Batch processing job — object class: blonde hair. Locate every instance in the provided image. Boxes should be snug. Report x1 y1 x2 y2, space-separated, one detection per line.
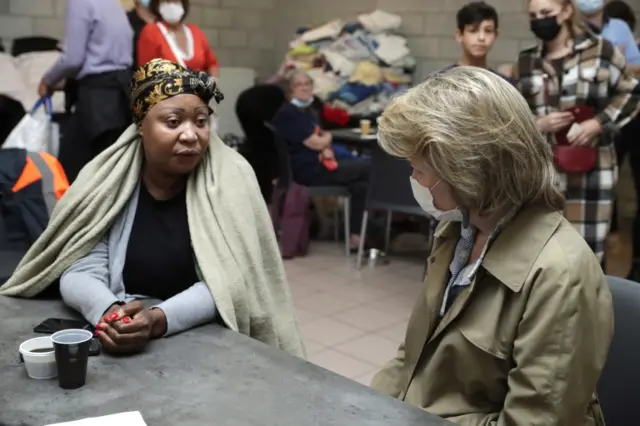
549 0 587 37
377 66 565 216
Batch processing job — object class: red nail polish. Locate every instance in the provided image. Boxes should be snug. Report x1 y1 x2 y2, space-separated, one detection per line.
96 323 103 330
103 316 110 322
110 313 118 320
123 317 131 324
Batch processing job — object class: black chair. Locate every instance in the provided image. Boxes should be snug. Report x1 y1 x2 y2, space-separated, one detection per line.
356 143 434 269
0 95 26 147
236 84 286 202
265 122 352 256
597 276 640 426
10 36 60 57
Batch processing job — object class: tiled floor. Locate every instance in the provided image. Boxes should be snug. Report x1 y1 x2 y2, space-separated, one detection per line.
285 241 426 386
290 225 633 386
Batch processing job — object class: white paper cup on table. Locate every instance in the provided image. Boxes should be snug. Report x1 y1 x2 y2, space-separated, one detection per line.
19 336 57 379
360 119 371 136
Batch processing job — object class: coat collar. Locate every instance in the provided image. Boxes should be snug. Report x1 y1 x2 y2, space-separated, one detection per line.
433 204 563 293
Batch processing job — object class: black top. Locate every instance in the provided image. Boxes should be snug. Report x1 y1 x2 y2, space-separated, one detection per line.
122 182 199 300
127 9 148 68
271 102 322 185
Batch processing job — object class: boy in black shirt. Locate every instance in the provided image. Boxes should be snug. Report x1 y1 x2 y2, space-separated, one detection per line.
439 2 511 82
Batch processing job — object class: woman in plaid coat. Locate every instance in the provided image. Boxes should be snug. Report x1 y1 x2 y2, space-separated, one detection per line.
514 0 640 263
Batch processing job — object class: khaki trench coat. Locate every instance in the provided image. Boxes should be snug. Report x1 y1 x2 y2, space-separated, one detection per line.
372 205 613 425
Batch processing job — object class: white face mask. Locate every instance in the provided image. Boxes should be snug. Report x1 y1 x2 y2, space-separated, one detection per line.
159 2 184 25
410 177 463 222
575 0 603 15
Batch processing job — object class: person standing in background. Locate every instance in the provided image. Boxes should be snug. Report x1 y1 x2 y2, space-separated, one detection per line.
594 0 640 280
605 0 639 46
436 2 512 83
453 3 500 69
127 0 157 69
38 0 133 183
577 0 640 74
514 0 640 265
137 0 219 75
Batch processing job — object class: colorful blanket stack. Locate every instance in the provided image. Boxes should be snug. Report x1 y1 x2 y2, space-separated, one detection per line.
284 10 415 116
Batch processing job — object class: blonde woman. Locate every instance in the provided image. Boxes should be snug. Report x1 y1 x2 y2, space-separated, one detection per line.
514 0 640 264
371 67 612 425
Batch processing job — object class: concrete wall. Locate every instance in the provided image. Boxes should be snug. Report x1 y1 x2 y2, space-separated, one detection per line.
274 0 640 79
2 0 640 78
0 0 278 78
1 0 638 216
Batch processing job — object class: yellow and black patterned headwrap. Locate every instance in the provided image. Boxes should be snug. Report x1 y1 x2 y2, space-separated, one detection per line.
131 59 224 124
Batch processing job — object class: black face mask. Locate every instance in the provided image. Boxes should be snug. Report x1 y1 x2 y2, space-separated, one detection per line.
530 16 562 41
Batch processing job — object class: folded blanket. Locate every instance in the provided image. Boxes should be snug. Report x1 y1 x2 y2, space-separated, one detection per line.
0 124 305 357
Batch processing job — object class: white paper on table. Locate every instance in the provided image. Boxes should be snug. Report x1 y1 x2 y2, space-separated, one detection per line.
46 411 148 426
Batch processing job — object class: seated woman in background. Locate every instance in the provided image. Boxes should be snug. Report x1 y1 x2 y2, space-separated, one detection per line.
271 70 370 250
372 67 612 425
137 0 219 75
0 59 303 358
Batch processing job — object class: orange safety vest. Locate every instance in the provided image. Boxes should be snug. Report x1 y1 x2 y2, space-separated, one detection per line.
11 151 69 213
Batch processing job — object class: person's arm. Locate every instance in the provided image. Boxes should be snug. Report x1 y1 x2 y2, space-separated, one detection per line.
137 24 160 68
611 21 640 76
271 106 330 151
60 238 121 326
371 343 406 397
303 131 332 151
489 261 609 425
444 262 611 425
42 0 92 87
152 282 217 337
597 41 640 131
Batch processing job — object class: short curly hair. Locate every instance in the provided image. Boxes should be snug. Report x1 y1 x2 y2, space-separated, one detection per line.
149 0 190 22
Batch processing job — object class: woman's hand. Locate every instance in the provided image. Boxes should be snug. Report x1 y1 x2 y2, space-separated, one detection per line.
536 112 574 133
37 80 51 98
95 301 167 354
567 118 603 146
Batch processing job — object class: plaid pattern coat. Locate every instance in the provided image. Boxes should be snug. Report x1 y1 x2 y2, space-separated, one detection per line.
514 32 640 261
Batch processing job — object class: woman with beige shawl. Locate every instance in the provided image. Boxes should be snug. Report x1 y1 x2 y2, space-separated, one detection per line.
0 59 304 357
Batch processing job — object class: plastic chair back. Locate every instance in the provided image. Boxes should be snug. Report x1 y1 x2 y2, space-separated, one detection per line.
365 143 426 216
597 276 640 426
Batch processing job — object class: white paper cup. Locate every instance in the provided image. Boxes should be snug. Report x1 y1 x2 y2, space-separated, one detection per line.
19 336 57 379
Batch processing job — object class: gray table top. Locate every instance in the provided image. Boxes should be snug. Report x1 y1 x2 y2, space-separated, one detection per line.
0 297 451 426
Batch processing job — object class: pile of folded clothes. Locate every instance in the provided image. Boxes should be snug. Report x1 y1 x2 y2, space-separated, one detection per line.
285 10 415 116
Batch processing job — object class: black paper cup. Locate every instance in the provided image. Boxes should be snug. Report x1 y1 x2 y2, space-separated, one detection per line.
51 329 92 389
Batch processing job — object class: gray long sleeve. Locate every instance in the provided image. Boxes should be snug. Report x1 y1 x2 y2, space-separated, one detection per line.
60 239 120 326
154 283 217 337
60 238 217 335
